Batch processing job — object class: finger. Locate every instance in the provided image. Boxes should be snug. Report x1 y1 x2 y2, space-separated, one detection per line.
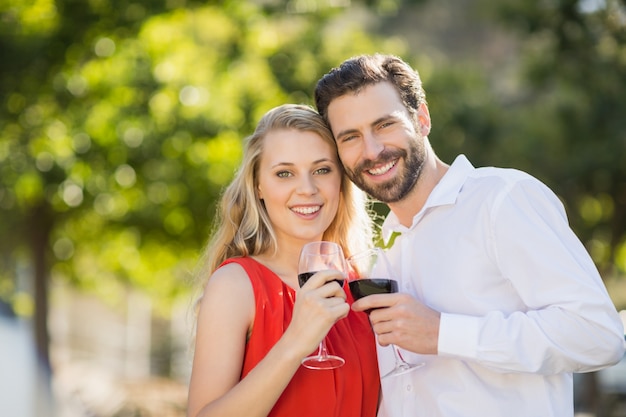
306 282 347 302
369 314 396 334
325 298 350 321
351 293 394 312
302 277 347 302
305 296 350 331
300 269 346 289
323 297 350 323
334 302 350 319
296 287 347 320
375 333 393 347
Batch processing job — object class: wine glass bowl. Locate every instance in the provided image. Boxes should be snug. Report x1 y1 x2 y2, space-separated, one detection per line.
297 241 347 370
346 247 399 302
348 278 398 299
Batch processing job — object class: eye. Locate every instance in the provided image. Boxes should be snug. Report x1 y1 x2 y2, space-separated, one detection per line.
276 170 292 178
314 166 331 175
341 134 357 143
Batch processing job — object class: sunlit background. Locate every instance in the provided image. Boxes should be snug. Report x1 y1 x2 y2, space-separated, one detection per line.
1 0 625 416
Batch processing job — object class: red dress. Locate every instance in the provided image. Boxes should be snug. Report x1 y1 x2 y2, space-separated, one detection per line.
221 257 380 417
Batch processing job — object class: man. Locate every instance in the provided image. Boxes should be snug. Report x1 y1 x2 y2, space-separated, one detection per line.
315 53 625 416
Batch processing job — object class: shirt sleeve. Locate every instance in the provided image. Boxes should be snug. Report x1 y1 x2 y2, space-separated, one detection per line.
438 177 625 374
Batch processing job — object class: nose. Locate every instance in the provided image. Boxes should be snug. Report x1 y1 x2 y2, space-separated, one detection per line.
362 132 384 161
297 173 318 195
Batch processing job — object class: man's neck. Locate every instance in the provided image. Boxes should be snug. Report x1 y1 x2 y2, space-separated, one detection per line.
388 150 449 228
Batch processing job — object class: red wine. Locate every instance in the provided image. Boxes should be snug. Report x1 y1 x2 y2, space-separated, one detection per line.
349 278 398 300
298 272 344 288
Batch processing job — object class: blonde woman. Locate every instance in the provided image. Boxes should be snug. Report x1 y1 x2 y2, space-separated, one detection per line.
187 104 379 417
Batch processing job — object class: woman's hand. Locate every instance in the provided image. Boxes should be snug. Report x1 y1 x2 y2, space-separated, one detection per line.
287 269 349 357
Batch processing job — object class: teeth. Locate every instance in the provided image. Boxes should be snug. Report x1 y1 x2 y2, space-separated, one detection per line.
292 206 320 215
368 160 396 176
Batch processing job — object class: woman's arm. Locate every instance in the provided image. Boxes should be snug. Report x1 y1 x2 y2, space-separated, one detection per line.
187 263 348 417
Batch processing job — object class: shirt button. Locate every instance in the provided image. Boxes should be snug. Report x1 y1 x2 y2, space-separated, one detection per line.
406 385 413 392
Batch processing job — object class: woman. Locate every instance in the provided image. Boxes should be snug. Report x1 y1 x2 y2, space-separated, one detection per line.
187 104 379 417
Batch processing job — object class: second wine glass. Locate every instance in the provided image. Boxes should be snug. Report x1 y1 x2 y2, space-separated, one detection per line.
297 241 347 370
347 247 425 378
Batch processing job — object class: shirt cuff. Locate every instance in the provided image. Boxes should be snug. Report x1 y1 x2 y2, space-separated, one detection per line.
438 312 480 359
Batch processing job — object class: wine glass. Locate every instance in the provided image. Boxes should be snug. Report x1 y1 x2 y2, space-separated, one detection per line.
347 247 424 378
297 241 347 370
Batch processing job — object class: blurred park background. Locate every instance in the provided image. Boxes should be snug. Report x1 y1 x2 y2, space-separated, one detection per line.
1 0 625 416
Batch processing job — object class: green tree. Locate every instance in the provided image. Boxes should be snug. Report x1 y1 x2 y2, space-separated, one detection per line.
492 0 626 279
378 0 626 286
0 0 405 378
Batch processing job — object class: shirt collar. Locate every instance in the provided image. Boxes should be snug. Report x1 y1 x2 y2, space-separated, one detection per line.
381 154 475 241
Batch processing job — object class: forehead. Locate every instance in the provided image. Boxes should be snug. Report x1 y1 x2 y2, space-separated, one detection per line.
259 128 336 166
326 82 406 133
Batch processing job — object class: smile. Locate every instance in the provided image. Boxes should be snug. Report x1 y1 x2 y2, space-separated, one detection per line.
291 205 321 215
367 160 397 176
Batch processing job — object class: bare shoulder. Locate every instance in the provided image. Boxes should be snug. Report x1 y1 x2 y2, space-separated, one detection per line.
205 262 253 293
198 261 255 319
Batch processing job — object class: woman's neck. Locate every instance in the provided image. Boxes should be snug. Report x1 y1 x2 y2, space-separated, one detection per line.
252 243 301 289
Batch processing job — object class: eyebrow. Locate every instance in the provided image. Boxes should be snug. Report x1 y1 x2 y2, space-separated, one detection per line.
271 157 335 169
334 115 393 140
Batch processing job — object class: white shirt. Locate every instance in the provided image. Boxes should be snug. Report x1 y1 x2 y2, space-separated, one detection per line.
377 155 626 417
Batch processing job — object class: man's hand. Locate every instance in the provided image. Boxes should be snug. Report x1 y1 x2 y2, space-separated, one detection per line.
352 292 441 355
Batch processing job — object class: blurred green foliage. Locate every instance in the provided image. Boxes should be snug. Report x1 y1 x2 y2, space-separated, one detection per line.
492 0 626 278
407 0 626 283
0 0 407 317
1 0 625 327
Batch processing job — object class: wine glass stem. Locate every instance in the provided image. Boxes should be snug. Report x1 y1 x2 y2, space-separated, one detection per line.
393 345 408 366
319 341 328 357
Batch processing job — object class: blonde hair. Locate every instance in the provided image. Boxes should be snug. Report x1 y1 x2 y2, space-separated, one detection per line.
195 104 373 290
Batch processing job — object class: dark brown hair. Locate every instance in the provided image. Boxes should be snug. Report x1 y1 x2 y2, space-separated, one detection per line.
315 54 427 123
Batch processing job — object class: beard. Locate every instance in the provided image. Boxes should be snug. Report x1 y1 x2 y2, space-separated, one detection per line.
344 138 426 203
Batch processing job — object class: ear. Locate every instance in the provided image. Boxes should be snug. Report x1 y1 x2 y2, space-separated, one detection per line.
257 187 263 200
417 102 431 136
